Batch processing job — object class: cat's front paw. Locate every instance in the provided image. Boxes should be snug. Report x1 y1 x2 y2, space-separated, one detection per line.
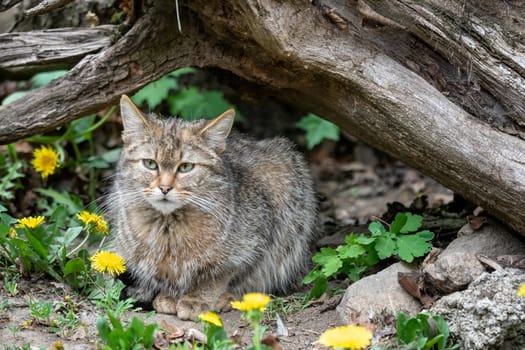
176 296 212 321
216 292 235 312
152 293 178 315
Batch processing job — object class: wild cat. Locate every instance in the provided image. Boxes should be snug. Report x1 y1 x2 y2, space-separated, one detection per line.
109 95 318 320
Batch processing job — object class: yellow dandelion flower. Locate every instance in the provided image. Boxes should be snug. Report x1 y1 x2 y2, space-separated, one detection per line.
231 293 271 312
319 325 373 350
77 211 109 235
16 216 45 229
517 283 525 297
198 311 223 327
51 341 64 350
9 227 17 238
32 145 60 178
90 251 126 276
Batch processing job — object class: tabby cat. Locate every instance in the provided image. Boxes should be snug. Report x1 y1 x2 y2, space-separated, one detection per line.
109 95 318 320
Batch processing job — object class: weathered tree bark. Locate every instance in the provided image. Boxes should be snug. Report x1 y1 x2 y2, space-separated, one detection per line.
0 0 524 234
0 25 119 77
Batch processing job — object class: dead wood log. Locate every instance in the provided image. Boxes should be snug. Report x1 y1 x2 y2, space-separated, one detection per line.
0 25 119 77
365 0 525 136
0 0 524 234
0 0 21 12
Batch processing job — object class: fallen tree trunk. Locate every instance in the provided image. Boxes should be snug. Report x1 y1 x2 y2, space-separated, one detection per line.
0 25 119 77
0 0 524 234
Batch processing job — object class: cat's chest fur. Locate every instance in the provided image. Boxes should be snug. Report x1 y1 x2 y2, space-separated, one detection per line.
124 207 223 282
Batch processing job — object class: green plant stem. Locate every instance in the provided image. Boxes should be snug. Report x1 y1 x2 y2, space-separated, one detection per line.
67 232 90 258
70 141 83 168
97 235 107 250
253 322 263 350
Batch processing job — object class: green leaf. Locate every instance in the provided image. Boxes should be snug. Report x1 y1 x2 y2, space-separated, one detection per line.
35 189 84 214
86 155 111 169
416 230 435 241
312 247 342 277
368 221 387 237
424 334 444 349
64 258 86 276
86 147 121 169
129 317 144 337
374 234 396 259
415 313 431 335
307 274 328 300
70 115 97 143
354 235 376 245
143 323 158 348
132 75 178 109
432 314 451 349
337 244 366 259
167 88 239 121
59 226 84 247
31 70 68 87
343 233 358 245
167 86 203 117
346 265 367 281
302 266 322 285
397 312 420 344
23 230 48 260
362 244 380 266
101 148 122 163
50 205 68 226
320 257 343 278
295 113 340 149
400 213 423 233
1 91 28 105
390 213 407 234
108 314 124 332
397 234 433 263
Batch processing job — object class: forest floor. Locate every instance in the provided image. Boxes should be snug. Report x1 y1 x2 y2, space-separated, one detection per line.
0 133 458 349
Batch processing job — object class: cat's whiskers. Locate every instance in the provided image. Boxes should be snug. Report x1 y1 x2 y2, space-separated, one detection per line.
183 194 228 225
116 189 150 207
206 177 230 186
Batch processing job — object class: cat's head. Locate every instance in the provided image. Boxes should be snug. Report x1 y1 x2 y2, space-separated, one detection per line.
117 95 234 215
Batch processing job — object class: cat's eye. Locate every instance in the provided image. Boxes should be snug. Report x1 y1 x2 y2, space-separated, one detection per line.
142 159 158 170
178 162 194 173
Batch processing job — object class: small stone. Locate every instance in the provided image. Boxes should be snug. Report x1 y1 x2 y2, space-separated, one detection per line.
423 221 525 293
336 262 421 324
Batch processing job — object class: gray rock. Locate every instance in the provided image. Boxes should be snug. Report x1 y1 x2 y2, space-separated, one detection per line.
337 262 421 323
424 252 485 293
424 222 525 293
445 221 525 256
431 269 525 350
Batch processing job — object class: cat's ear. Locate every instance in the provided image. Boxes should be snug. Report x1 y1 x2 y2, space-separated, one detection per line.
120 95 149 133
200 109 235 152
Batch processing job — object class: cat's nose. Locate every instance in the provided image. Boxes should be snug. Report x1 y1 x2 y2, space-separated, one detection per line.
159 185 172 194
